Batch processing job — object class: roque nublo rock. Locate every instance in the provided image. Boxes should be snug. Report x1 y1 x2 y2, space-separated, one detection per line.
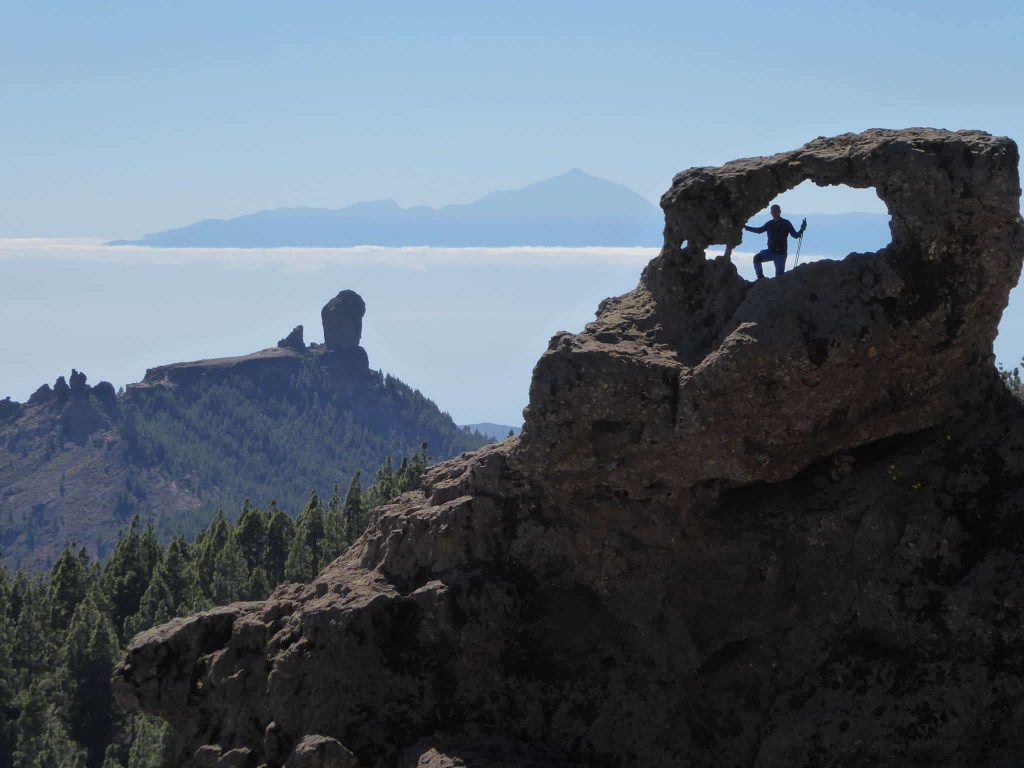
114 129 1024 767
322 290 366 351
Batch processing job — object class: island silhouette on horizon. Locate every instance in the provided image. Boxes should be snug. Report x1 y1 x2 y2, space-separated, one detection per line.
110 168 891 252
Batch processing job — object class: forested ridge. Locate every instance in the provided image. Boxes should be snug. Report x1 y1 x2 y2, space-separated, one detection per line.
124 364 486 537
0 447 428 768
0 357 487 569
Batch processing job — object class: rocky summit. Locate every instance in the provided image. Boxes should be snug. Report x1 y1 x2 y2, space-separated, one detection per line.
114 129 1024 767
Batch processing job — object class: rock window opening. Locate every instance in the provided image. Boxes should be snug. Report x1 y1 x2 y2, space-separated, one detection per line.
709 182 893 282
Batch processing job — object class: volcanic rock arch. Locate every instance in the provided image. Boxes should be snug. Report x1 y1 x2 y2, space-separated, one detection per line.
115 129 1024 768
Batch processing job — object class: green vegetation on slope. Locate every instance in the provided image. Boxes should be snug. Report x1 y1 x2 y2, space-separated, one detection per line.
125 363 483 536
0 448 426 768
0 361 486 569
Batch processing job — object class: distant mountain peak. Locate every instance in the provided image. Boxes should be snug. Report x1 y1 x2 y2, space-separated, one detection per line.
114 172 662 248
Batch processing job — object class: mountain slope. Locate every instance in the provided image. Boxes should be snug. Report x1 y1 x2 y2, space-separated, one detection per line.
0 291 486 570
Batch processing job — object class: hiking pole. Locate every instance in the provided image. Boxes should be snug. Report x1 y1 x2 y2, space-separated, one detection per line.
794 218 807 266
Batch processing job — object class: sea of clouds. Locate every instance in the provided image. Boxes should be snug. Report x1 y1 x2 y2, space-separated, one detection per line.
1 240 1019 425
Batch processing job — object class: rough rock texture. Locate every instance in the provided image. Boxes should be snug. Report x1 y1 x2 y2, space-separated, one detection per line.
285 735 359 768
279 325 306 351
322 290 366 351
114 129 1024 767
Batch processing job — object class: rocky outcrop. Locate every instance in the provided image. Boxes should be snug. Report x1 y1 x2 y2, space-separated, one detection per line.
322 290 365 351
0 396 21 423
137 291 369 392
114 129 1024 767
278 325 306 351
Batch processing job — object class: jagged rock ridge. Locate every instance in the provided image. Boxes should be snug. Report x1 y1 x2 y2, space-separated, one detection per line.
115 129 1024 767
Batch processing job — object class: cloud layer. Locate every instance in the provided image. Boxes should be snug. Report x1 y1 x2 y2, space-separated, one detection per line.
0 239 849 273
0 239 664 271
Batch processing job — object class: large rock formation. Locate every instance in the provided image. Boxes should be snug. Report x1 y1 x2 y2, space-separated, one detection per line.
322 290 366 351
138 291 370 392
114 129 1024 767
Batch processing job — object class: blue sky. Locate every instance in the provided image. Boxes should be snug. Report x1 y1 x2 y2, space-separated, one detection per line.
3 0 1022 238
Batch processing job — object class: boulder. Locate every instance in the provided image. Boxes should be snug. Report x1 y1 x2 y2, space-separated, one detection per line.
321 291 365 350
284 735 358 768
114 129 1024 768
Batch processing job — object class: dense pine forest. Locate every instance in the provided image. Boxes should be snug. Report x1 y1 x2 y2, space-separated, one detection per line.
0 447 429 768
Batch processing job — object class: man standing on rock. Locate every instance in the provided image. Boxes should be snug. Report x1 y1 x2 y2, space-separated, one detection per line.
743 204 806 279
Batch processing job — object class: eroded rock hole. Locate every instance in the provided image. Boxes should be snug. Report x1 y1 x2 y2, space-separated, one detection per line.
712 182 892 282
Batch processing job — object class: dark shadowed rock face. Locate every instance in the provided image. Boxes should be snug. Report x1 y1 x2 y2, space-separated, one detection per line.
278 325 305 351
322 290 366 350
114 130 1024 768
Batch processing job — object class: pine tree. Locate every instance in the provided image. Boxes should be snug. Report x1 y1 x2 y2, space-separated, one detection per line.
322 483 346 564
125 716 169 768
342 473 364 547
48 547 91 633
193 512 231 604
160 536 193 614
367 455 396 508
100 746 122 768
209 534 248 605
264 502 294 586
124 563 174 637
11 682 45 768
10 576 50 691
60 594 120 767
396 443 429 493
13 678 88 768
284 518 316 584
245 566 271 602
99 517 160 640
234 501 266 573
298 492 325 569
0 564 15 768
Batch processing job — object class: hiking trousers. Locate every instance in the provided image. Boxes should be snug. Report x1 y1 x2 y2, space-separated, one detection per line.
754 249 786 279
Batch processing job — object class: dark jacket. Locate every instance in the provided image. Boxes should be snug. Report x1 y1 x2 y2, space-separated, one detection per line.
744 217 801 254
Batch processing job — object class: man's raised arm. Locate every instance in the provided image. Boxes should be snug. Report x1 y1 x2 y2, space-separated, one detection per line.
744 222 768 234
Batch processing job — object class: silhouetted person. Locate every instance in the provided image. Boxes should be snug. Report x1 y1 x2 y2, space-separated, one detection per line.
744 204 806 279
